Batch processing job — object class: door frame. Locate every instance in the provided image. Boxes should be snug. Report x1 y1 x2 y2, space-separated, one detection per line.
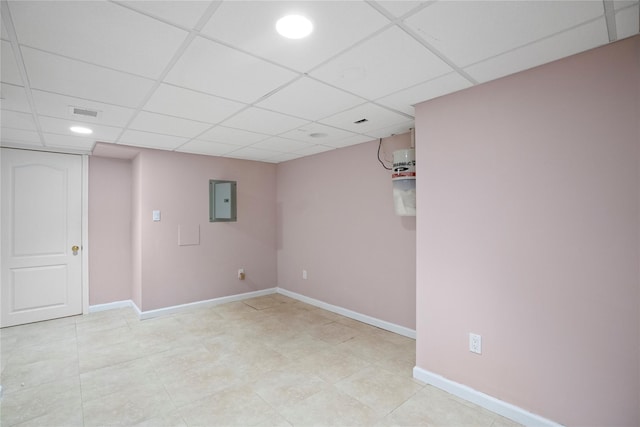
82 154 89 315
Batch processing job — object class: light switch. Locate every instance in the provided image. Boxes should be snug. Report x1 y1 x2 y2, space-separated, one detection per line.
152 210 161 222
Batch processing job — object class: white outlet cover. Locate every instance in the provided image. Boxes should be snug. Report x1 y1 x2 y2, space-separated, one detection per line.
469 333 482 354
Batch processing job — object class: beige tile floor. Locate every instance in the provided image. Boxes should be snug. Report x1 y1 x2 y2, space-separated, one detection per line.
0 294 521 426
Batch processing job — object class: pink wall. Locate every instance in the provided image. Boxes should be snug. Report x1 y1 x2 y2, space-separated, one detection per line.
415 35 640 426
89 145 277 312
134 148 277 311
277 134 416 329
88 156 132 305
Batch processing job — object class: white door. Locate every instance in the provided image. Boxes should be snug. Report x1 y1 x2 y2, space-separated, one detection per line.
1 148 83 327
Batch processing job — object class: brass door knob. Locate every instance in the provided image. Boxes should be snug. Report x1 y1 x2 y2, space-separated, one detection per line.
72 245 80 255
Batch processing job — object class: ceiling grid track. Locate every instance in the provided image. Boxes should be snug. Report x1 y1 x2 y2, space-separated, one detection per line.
1 0 47 147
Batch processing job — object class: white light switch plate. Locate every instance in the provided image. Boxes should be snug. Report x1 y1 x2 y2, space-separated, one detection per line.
152 210 161 222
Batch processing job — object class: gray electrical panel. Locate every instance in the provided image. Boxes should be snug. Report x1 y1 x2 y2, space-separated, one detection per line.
209 180 237 222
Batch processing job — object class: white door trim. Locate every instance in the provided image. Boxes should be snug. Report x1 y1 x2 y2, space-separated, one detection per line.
82 154 89 315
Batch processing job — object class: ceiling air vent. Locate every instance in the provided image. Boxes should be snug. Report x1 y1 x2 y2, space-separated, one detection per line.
69 106 99 118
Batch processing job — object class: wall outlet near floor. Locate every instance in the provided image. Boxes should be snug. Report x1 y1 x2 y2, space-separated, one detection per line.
469 333 482 354
302 269 308 280
238 268 245 280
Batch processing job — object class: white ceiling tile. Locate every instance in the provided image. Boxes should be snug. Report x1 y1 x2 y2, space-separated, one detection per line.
31 90 135 127
9 1 188 79
38 116 121 142
465 19 610 83
143 84 246 124
405 1 604 67
175 139 238 157
201 1 389 72
42 132 96 152
279 122 358 145
616 4 640 39
1 40 23 86
293 144 335 156
324 134 374 148
224 146 279 161
1 127 42 145
119 1 213 29
22 47 155 108
198 125 268 146
376 72 473 115
256 77 365 121
1 83 31 113
319 103 410 135
374 1 428 18
614 1 639 10
221 107 309 136
1 20 9 40
250 136 314 153
262 152 305 163
165 36 298 103
129 111 211 138
1 110 36 130
311 26 452 99
119 129 189 150
364 119 414 139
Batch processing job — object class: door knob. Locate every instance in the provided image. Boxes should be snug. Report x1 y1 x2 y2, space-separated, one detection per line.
72 245 79 255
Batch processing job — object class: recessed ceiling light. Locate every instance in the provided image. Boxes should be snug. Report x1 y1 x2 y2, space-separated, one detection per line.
70 126 93 135
276 15 313 39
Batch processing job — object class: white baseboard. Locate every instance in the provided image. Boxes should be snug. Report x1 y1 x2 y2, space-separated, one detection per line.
88 288 416 342
88 288 277 320
89 300 137 313
276 287 416 339
413 367 563 427
138 287 277 320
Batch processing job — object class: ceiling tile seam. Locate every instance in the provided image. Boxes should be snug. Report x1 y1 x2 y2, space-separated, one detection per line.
113 1 224 145
171 122 273 153
603 0 618 42
365 0 434 26
108 0 220 34
158 81 252 109
251 75 307 105
137 109 231 127
370 71 459 104
459 15 611 71
395 22 478 86
303 22 398 76
15 44 160 83
194 32 307 76
1 1 46 147
250 97 368 123
23 87 137 113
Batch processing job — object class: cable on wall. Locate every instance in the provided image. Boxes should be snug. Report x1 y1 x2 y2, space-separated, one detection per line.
378 138 392 170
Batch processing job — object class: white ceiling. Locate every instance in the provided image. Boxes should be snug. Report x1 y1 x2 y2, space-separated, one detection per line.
1 0 638 163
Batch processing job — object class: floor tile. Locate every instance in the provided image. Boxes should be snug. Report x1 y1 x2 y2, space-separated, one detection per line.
386 385 496 426
278 386 382 426
82 380 175 427
0 295 523 427
250 366 329 409
334 366 423 416
178 385 279 426
0 376 81 427
290 346 372 384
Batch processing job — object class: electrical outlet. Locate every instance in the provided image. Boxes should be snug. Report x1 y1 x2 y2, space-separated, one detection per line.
302 269 308 280
238 268 245 280
469 333 482 354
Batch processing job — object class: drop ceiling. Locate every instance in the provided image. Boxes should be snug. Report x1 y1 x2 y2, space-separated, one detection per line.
1 0 638 163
